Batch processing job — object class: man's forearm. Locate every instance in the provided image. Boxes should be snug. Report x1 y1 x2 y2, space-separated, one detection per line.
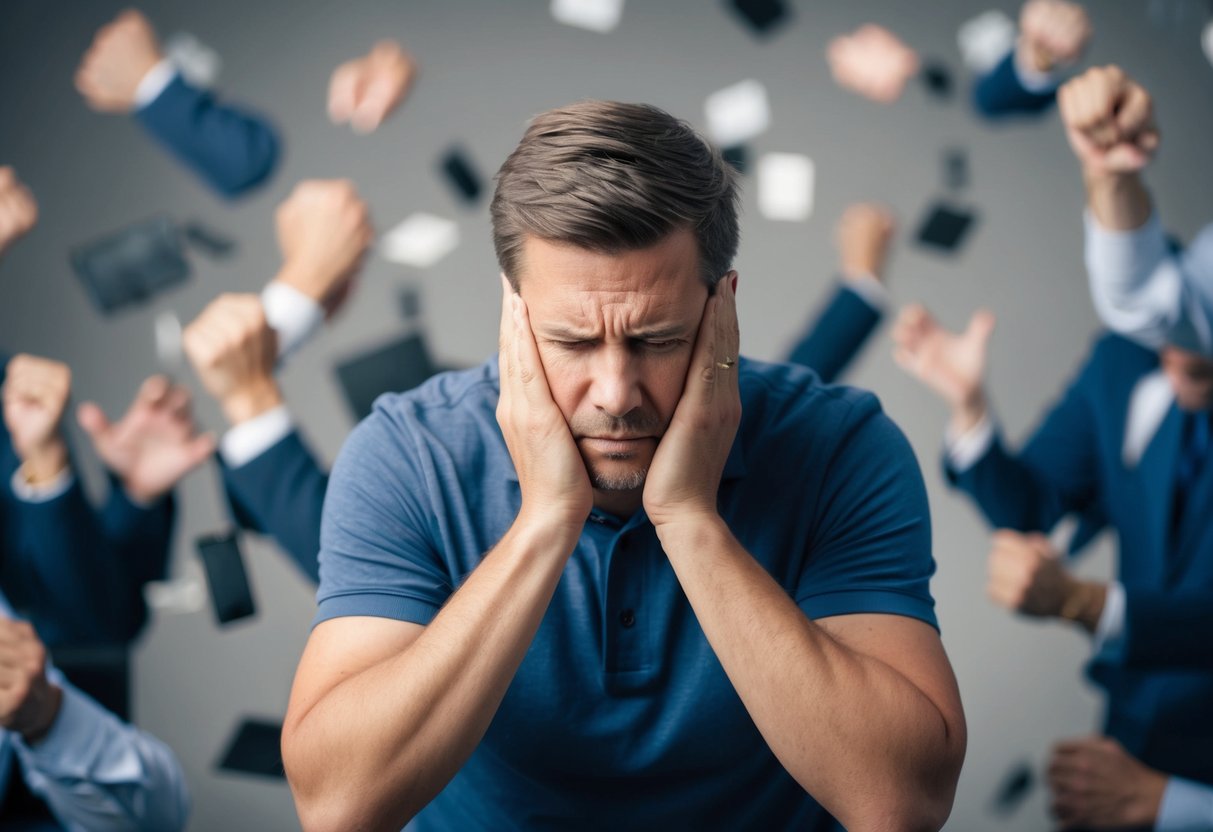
285 519 575 831
1085 170 1152 231
657 517 963 830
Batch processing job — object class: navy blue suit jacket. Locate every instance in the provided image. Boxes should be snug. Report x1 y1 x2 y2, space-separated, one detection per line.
945 333 1213 782
135 74 279 198
785 282 883 384
220 430 325 583
972 50 1057 118
0 360 173 647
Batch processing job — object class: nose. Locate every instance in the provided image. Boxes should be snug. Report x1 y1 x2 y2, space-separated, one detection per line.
588 345 643 419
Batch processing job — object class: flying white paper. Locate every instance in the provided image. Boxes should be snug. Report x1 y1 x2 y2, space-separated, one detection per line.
380 213 460 268
957 10 1017 74
705 79 771 149
757 153 815 222
551 0 625 33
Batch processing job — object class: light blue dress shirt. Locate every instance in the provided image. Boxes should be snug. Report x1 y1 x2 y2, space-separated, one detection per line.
0 594 189 831
1086 210 1213 357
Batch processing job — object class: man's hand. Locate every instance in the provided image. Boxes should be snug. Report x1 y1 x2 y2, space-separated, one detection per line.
77 376 215 504
0 617 62 744
643 275 741 531
1048 736 1167 830
836 203 895 282
497 276 592 538
274 180 374 318
1018 0 1092 73
827 24 920 104
74 9 163 114
1059 66 1158 177
2 355 72 485
183 293 284 426
328 40 418 134
986 530 1079 617
891 304 994 433
0 167 38 259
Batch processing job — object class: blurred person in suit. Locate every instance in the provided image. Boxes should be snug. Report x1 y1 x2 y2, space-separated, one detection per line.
893 302 1213 830
972 0 1092 118
1060 64 1213 359
75 9 279 199
183 179 373 582
786 201 896 382
0 598 189 830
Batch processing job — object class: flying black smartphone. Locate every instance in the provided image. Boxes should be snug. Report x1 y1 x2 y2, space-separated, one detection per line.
196 532 256 625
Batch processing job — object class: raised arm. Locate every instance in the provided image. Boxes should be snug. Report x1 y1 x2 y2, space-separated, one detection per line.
282 277 594 831
646 277 964 829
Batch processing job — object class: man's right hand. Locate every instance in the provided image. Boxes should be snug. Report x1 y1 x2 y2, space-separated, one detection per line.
2 355 72 485
496 276 592 540
0 167 38 259
0 617 62 744
183 294 283 426
836 203 895 282
274 179 374 318
74 9 163 114
1059 65 1158 177
892 304 994 433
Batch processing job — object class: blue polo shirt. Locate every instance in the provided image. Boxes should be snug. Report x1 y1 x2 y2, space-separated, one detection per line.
316 356 938 831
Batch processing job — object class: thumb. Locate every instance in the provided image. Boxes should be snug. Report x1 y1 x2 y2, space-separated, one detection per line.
351 75 397 133
186 432 219 468
76 402 111 443
966 309 996 345
327 63 362 124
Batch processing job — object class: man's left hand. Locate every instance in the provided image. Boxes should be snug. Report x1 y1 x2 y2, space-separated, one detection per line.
77 375 215 504
643 275 741 531
1048 736 1167 830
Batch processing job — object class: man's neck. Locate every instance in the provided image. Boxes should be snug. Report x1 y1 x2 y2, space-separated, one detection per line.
592 488 643 520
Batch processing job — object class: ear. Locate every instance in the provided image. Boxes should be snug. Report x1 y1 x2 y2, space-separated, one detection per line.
728 270 739 295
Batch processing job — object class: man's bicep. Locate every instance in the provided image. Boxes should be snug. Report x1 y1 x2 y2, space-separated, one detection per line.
818 613 964 735
287 616 425 731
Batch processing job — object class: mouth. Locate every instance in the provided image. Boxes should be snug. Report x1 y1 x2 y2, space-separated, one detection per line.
579 436 655 455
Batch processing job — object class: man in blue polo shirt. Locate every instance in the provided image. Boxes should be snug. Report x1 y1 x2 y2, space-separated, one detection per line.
282 100 967 831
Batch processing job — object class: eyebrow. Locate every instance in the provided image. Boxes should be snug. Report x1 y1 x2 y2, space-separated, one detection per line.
539 325 691 341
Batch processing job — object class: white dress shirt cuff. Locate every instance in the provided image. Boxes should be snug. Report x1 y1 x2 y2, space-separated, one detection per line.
1157 776 1213 832
1012 42 1061 93
943 413 996 472
841 274 889 313
133 59 178 110
261 281 325 361
10 466 73 503
1092 580 1126 658
1085 209 1178 350
220 405 294 468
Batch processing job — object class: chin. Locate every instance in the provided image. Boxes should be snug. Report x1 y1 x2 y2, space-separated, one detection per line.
586 459 649 492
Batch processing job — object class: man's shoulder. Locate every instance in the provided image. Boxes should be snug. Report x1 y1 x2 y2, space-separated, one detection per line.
1081 332 1160 394
740 357 880 419
337 360 501 472
738 357 889 452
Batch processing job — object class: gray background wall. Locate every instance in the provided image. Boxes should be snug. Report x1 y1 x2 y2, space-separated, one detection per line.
1 1 1211 829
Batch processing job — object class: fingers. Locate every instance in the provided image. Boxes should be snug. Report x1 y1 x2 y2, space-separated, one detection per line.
327 63 362 124
965 309 997 346
75 401 111 441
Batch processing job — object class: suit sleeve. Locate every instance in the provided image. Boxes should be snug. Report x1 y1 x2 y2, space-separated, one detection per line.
785 282 883 384
1114 589 1213 670
972 50 1057 118
944 347 1102 534
219 429 327 583
135 74 279 198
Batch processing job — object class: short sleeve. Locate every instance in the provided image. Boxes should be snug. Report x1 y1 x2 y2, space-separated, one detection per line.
314 405 453 627
796 396 939 631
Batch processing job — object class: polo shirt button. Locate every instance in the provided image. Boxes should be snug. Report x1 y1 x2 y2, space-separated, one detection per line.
619 609 636 628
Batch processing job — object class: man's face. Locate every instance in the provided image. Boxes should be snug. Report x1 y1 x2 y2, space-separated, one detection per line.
516 229 711 493
1161 346 1213 412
